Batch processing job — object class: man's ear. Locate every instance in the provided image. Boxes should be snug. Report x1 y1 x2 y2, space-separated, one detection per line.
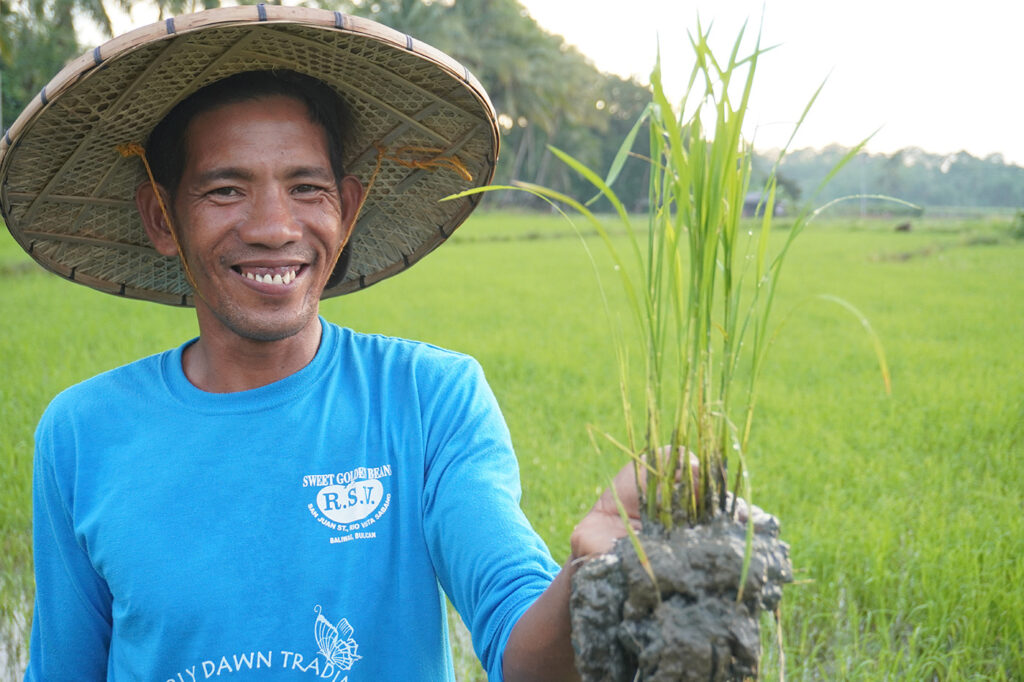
135 181 179 257
337 174 365 248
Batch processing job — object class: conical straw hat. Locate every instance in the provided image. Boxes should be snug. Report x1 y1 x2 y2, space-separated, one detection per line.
0 4 498 305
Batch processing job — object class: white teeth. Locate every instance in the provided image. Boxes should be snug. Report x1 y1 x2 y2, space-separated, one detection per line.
242 269 297 285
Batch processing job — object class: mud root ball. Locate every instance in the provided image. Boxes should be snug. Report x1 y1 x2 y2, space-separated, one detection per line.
570 511 793 682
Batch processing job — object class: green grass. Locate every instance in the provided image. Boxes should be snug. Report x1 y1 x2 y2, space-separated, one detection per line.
2 212 1022 679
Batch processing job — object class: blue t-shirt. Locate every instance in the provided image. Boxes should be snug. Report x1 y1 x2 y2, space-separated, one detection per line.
27 320 559 681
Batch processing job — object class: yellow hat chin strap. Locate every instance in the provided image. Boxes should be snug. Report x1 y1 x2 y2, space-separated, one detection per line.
322 145 471 291
117 143 204 302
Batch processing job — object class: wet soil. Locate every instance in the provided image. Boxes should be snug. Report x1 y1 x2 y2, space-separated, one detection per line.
570 509 792 681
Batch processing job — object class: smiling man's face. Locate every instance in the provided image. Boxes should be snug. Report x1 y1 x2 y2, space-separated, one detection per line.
168 94 361 344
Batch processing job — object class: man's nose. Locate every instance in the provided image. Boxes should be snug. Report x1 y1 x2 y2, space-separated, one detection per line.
239 188 302 248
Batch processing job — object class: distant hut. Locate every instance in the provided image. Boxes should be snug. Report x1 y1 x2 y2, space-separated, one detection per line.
742 192 785 217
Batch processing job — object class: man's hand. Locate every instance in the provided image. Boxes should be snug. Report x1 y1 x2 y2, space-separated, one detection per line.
570 448 703 562
569 463 642 561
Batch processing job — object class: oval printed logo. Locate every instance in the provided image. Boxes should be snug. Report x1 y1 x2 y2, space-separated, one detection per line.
316 479 384 524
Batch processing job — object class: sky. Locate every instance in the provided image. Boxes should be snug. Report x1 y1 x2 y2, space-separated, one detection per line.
518 0 1024 165
90 0 1024 165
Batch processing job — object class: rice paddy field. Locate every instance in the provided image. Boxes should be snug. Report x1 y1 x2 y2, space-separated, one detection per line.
1 210 1022 680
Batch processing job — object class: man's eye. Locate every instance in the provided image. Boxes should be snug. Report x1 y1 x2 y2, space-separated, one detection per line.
209 187 240 197
294 183 327 195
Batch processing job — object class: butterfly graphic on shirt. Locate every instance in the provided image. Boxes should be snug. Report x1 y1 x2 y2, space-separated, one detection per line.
313 605 362 670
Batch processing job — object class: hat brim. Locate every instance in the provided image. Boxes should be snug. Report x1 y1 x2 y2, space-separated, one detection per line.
0 5 498 305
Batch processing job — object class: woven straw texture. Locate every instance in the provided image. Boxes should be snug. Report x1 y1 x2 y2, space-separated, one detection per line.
0 5 498 305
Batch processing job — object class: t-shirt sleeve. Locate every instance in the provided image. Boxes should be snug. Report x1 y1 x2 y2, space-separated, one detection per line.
25 403 113 681
420 355 559 682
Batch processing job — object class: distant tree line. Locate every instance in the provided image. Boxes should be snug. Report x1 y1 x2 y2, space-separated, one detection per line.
2 0 1020 212
772 146 1024 211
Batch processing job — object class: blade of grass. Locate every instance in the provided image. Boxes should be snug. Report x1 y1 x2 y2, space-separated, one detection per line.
610 481 660 597
816 294 892 395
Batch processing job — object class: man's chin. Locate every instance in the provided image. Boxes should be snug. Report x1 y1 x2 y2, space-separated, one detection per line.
240 316 319 343
204 303 321 345
240 325 305 343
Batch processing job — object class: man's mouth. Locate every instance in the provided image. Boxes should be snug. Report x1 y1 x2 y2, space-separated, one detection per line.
234 265 302 285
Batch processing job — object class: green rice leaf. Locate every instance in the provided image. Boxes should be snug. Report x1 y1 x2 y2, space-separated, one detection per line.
815 294 893 395
585 103 653 207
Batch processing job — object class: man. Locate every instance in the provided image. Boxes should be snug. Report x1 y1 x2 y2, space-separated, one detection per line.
2 7 637 680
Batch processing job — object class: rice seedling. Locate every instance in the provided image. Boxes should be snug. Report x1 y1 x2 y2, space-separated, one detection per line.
456 16 883 537
452 15 888 680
